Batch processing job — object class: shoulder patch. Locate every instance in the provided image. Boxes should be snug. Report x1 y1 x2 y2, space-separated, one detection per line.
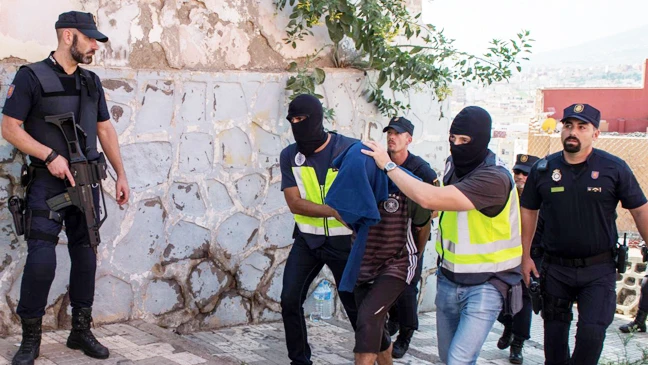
6 84 15 99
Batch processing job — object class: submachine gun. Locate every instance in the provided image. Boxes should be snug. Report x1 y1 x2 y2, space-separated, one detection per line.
43 112 109 250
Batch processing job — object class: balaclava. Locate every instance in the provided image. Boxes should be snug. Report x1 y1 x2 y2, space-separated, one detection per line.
286 94 328 156
449 106 492 178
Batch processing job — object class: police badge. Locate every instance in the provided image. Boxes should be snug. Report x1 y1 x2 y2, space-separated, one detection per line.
294 152 306 166
383 197 399 213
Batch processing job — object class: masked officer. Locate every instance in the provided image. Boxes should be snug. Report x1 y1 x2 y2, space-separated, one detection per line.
1 11 129 365
497 153 543 364
279 94 358 365
363 106 523 364
520 103 648 365
380 117 438 359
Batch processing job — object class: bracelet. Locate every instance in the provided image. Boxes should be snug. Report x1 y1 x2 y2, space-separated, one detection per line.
44 150 59 165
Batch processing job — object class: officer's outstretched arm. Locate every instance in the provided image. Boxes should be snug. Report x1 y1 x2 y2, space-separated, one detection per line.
1 115 51 161
361 140 474 211
630 203 648 244
521 207 540 286
284 187 344 224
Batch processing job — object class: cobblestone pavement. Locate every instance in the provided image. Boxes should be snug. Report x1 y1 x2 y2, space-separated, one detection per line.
1 312 646 365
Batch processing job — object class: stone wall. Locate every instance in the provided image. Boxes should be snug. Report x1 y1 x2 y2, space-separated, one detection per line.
0 63 450 334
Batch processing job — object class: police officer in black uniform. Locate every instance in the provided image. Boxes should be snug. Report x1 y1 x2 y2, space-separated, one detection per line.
497 153 544 364
380 117 438 359
1 11 129 365
520 103 648 365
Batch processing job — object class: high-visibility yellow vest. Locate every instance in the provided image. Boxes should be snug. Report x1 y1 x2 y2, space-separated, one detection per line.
436 159 522 275
293 165 353 236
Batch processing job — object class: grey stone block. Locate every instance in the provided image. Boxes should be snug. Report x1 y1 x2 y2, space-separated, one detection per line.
214 213 259 257
112 199 166 275
0 177 10 204
171 183 205 217
107 101 133 135
163 221 210 265
94 275 134 323
218 128 252 169
136 81 174 133
189 260 230 312
99 197 128 248
180 82 207 127
0 140 15 163
213 83 247 122
143 279 184 315
260 182 284 214
251 124 282 168
205 180 234 212
178 133 213 174
121 142 173 190
262 213 293 249
266 266 284 303
234 174 265 209
204 294 250 327
238 252 271 292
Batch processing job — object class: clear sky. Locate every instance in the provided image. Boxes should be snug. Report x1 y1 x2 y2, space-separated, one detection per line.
422 0 648 55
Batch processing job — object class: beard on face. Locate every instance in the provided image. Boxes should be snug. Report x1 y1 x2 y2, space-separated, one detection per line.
70 34 94 64
563 136 581 153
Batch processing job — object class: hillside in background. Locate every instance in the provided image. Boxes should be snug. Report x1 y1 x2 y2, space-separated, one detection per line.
531 25 648 67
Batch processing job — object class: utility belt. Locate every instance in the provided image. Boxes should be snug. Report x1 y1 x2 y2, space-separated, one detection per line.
8 156 108 245
543 250 614 268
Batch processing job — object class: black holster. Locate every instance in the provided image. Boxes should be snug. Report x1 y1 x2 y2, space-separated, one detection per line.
8 195 25 236
529 279 543 315
616 244 628 274
8 164 32 237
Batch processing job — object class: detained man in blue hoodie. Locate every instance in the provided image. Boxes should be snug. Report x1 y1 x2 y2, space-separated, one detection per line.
362 106 523 365
279 94 359 365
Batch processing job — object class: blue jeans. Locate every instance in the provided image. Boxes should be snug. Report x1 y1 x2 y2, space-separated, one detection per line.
435 271 503 364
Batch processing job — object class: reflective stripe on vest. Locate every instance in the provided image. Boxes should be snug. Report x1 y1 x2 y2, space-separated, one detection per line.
435 187 522 274
292 166 352 236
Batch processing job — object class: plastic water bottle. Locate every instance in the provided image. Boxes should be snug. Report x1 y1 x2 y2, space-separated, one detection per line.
310 280 333 321
320 280 333 320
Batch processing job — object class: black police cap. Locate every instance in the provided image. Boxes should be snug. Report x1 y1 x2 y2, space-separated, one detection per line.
512 154 540 174
55 11 108 43
560 103 601 129
383 117 414 135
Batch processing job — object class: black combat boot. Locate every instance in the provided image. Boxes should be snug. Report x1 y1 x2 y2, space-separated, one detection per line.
12 317 42 365
391 327 415 359
497 324 513 350
619 310 648 333
66 307 109 359
509 336 524 364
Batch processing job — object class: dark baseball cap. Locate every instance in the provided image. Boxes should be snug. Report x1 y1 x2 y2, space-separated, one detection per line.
55 11 108 43
512 154 540 174
560 103 600 129
382 116 414 135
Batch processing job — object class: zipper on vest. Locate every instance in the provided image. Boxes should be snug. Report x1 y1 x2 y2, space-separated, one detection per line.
320 185 329 236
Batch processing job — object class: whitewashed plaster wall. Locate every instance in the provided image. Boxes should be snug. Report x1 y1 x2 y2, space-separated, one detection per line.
0 0 450 335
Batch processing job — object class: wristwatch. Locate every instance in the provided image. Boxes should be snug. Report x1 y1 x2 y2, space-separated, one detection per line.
383 161 397 173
